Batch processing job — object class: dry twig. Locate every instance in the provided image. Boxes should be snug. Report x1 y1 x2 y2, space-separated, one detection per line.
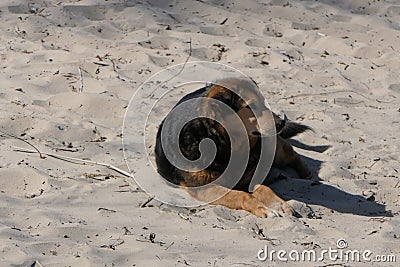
278 89 381 103
1 130 45 159
78 66 84 92
147 39 192 98
140 196 155 208
12 146 132 177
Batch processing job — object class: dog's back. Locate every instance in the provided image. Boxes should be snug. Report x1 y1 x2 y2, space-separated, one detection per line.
155 80 312 185
154 78 313 217
155 85 212 185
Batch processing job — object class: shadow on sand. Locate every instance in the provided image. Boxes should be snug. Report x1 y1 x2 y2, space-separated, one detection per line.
265 141 391 217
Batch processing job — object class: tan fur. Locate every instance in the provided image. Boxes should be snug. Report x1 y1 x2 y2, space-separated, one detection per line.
156 78 312 217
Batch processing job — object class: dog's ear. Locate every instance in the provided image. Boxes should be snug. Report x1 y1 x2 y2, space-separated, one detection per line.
205 84 244 111
206 85 230 102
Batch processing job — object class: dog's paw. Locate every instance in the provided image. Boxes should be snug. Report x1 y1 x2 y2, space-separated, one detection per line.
270 201 295 216
251 205 282 218
252 205 294 218
251 185 295 216
251 205 269 218
266 208 280 218
243 197 278 218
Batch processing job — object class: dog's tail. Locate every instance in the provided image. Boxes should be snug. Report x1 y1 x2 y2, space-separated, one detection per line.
279 121 313 139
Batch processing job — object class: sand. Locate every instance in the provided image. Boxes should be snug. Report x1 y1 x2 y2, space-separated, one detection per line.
0 0 399 266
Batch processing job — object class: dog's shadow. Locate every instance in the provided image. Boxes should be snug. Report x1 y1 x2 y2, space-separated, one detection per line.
265 141 391 217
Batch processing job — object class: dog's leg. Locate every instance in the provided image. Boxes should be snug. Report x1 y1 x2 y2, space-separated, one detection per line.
275 136 311 179
185 184 280 218
251 185 294 216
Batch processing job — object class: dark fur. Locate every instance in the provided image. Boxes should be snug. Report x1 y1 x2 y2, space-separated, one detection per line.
154 78 312 217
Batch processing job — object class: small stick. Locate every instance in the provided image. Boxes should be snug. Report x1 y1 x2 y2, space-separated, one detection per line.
12 146 132 177
172 38 192 81
252 223 278 244
368 217 388 223
1 130 45 159
178 212 192 222
278 89 377 102
336 67 352 82
98 207 117 213
141 196 155 208
220 18 228 25
368 157 380 169
165 241 174 250
78 66 83 93
147 39 192 98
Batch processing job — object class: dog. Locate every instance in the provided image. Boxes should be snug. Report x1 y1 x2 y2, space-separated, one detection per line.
155 77 312 217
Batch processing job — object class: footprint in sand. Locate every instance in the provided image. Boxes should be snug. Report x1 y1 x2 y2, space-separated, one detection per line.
0 167 48 198
138 36 175 50
83 23 121 40
292 22 319 31
263 24 284 37
245 38 270 47
8 4 39 14
388 84 400 94
199 26 236 37
62 5 108 21
148 54 175 67
385 6 400 30
191 45 227 62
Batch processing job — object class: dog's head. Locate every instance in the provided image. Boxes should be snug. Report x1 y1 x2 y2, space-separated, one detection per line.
204 78 280 149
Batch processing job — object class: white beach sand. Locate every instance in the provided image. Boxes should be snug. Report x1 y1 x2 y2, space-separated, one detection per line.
0 0 399 266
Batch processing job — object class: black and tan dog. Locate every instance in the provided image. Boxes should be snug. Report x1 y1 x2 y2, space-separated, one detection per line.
155 77 312 217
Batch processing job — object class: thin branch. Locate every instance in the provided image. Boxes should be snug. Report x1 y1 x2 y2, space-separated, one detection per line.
12 146 132 177
335 67 352 82
78 66 84 93
165 241 175 250
174 38 192 79
277 89 378 102
140 196 155 208
1 130 45 159
147 39 192 98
